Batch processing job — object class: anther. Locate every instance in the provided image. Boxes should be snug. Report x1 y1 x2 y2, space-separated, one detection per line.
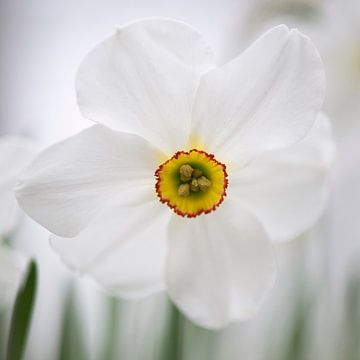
179 164 193 182
198 176 211 192
192 168 203 178
178 183 190 197
190 178 199 192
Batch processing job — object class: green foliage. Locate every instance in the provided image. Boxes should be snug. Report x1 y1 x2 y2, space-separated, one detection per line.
343 270 360 360
0 308 6 359
6 260 37 360
160 302 184 360
101 296 120 360
57 285 87 360
283 297 311 360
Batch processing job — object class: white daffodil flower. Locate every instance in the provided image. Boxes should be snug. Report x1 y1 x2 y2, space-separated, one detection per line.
15 19 334 329
253 0 360 126
0 136 34 304
316 0 360 123
0 136 36 235
0 244 28 306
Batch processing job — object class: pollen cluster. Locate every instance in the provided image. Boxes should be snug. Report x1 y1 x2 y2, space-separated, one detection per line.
155 149 228 217
177 163 212 197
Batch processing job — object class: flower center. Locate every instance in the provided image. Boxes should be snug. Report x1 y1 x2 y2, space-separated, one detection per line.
155 149 228 217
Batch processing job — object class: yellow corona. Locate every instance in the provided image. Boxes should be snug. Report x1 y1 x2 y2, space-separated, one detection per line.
155 149 228 217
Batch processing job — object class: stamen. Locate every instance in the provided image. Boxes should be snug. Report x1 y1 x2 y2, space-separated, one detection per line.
179 164 193 182
178 183 190 197
178 164 211 195
190 178 199 192
197 176 211 191
192 168 203 178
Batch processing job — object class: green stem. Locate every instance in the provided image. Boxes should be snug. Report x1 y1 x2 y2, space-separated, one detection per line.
161 301 184 360
0 308 6 360
57 284 87 360
102 296 120 360
343 270 360 360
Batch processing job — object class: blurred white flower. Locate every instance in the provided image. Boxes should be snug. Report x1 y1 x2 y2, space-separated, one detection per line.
315 0 360 124
248 0 360 127
15 19 334 329
0 244 28 306
0 136 34 304
0 136 35 235
255 0 325 13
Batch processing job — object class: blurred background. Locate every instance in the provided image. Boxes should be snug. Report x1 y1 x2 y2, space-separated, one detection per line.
0 0 360 359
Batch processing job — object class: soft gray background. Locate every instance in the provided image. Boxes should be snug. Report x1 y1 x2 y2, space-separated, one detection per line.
1 0 359 359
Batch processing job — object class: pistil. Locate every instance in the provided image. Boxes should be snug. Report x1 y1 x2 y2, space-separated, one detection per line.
192 168 203 178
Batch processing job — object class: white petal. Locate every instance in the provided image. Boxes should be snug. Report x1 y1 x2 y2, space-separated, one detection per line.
231 112 335 243
0 184 18 236
166 201 276 329
0 245 28 305
51 199 170 298
191 25 325 165
0 136 36 235
15 125 161 238
76 18 215 154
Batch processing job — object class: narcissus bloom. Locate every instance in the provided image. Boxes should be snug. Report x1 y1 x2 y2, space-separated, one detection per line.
0 136 35 236
0 244 28 306
255 0 360 124
0 136 34 303
15 19 334 328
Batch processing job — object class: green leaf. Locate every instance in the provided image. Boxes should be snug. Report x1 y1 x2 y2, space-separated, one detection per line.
101 296 120 360
183 318 217 360
57 284 87 360
6 260 37 360
160 301 184 360
160 301 218 360
0 308 6 359
343 270 360 360
284 300 309 360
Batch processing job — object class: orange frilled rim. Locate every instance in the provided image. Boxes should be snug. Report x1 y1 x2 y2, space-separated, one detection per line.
155 149 228 217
